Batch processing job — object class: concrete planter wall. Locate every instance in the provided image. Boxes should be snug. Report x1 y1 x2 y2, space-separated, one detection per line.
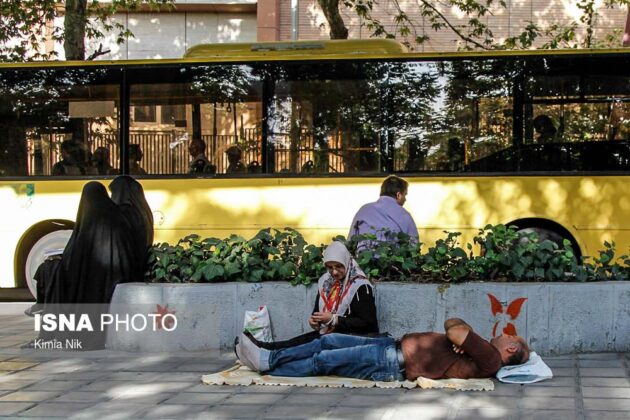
107 281 630 356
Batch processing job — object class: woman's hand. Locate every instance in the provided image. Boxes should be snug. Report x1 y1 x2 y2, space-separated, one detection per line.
311 312 333 324
308 315 320 330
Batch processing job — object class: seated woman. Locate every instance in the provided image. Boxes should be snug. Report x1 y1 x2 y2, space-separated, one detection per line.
252 241 378 350
30 182 143 348
34 182 138 305
109 175 154 281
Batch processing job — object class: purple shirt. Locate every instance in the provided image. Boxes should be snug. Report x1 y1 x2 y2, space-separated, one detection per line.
348 196 419 242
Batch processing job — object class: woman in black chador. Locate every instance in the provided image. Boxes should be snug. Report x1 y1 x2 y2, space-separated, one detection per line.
31 180 151 349
109 175 154 281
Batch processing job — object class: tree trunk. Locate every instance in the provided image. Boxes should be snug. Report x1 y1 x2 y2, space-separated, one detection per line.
317 0 349 39
64 0 88 60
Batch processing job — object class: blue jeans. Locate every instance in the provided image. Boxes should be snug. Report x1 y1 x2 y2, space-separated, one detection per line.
264 333 404 382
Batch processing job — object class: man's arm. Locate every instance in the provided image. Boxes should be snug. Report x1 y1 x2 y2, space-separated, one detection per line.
444 318 472 347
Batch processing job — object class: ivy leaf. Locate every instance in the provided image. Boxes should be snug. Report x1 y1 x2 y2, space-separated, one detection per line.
202 264 225 281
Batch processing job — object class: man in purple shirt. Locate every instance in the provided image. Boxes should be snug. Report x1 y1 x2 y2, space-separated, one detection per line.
348 175 419 246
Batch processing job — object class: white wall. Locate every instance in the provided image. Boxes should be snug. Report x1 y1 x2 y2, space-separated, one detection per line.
55 12 257 60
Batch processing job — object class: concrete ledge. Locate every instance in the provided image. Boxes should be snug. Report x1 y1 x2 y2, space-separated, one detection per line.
107 281 630 355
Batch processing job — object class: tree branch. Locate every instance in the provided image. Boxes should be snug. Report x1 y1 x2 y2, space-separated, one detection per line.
418 0 491 49
86 44 111 60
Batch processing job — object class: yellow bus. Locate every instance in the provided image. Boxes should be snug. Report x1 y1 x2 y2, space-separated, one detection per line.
2 40 630 296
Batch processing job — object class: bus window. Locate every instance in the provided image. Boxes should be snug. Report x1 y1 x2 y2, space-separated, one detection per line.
127 65 263 175
0 67 121 177
524 57 630 172
394 60 515 173
266 61 386 174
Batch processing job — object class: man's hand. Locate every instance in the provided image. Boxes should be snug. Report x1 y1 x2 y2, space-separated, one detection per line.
444 318 472 347
452 344 465 355
311 312 333 324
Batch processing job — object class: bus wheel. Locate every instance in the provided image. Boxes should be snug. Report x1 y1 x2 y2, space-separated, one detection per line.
513 226 582 260
17 221 73 298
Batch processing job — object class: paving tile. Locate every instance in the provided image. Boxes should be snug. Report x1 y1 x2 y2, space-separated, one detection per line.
546 360 576 368
0 401 34 415
185 384 238 393
523 386 576 397
68 401 152 419
388 404 450 419
0 378 38 391
0 390 59 402
448 395 519 409
551 368 577 377
583 398 630 411
123 362 182 372
274 392 344 406
81 380 194 395
400 390 456 404
578 359 625 368
323 405 391 419
150 372 204 382
340 393 405 406
350 387 411 395
582 386 630 398
580 368 627 377
585 411 630 420
55 371 109 381
196 404 269 419
222 391 287 405
111 392 174 404
523 377 576 387
173 363 231 372
24 380 88 392
455 407 518 420
0 361 38 371
141 403 207 418
263 404 333 419
2 370 55 380
578 354 622 360
581 378 630 387
100 372 163 381
19 402 96 417
520 410 578 420
51 391 111 403
490 383 523 397
519 397 576 410
163 392 230 405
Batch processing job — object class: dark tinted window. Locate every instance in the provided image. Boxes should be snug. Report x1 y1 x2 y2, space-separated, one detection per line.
266 61 387 174
520 56 630 172
127 65 263 175
392 59 516 173
0 67 121 177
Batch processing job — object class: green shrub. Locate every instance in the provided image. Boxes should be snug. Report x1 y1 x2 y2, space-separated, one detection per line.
145 225 630 284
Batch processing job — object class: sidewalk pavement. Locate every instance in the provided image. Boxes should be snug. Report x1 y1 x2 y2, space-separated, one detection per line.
0 312 628 419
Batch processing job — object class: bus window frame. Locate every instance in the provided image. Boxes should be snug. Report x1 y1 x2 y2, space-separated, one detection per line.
2 51 630 179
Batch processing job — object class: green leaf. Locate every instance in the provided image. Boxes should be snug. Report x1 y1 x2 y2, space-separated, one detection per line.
202 264 225 281
249 269 265 282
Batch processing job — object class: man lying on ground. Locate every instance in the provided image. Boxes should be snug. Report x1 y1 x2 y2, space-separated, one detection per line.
235 317 529 382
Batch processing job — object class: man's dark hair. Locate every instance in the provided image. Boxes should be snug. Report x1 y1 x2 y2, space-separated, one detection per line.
505 341 529 366
380 175 408 198
129 144 143 161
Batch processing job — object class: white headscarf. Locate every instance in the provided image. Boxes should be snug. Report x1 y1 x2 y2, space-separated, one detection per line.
318 241 371 326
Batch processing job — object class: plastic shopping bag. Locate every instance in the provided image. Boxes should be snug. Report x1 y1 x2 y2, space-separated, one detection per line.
496 352 553 384
243 305 273 342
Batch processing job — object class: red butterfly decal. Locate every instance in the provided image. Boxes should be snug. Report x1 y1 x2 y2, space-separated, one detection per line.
487 294 527 337
153 304 176 330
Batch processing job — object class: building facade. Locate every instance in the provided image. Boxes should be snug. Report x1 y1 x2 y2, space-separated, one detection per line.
258 0 630 50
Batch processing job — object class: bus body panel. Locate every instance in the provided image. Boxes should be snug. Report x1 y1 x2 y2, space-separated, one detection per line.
3 175 629 287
